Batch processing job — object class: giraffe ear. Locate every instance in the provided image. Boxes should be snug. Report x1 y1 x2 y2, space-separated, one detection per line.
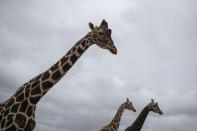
89 22 94 30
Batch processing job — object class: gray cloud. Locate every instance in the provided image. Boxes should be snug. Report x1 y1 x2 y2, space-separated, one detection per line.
0 0 197 131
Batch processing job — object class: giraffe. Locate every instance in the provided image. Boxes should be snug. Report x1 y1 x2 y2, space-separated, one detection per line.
0 20 117 131
125 99 163 131
100 98 136 131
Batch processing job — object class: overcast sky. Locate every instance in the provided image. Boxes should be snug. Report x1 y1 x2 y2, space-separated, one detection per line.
0 0 197 131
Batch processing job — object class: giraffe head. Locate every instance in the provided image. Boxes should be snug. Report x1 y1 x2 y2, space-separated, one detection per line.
123 98 136 112
148 99 163 115
88 20 117 54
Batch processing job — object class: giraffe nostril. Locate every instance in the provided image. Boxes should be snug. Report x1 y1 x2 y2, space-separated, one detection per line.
159 111 163 115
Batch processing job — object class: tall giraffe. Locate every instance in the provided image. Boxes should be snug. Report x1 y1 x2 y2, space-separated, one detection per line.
100 98 136 131
0 20 117 131
125 99 163 131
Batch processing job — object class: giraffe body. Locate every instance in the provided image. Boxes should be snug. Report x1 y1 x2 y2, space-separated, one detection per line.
100 98 136 131
125 99 163 131
0 20 117 131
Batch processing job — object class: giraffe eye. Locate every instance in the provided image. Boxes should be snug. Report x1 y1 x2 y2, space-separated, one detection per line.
108 29 112 34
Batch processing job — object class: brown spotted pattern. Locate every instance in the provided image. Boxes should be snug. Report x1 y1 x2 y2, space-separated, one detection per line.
0 35 90 131
0 20 117 131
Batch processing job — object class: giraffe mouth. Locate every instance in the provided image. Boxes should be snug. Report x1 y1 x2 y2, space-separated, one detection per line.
159 111 163 115
108 46 117 54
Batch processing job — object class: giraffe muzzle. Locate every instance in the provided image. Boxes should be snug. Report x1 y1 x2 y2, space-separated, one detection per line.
133 107 136 112
109 46 117 54
159 111 163 115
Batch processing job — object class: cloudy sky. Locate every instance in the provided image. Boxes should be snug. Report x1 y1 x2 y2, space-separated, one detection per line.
0 0 197 131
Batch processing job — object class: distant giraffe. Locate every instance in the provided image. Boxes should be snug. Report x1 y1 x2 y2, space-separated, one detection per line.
100 98 136 131
0 20 117 131
125 99 163 131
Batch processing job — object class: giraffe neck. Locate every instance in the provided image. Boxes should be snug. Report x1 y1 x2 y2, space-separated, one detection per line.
125 106 150 131
109 105 125 129
12 33 93 106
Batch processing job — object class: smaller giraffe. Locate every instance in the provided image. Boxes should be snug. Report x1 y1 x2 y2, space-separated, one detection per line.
125 99 163 131
100 98 136 131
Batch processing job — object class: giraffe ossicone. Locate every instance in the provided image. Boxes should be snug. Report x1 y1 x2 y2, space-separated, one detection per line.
0 19 117 131
100 98 136 131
